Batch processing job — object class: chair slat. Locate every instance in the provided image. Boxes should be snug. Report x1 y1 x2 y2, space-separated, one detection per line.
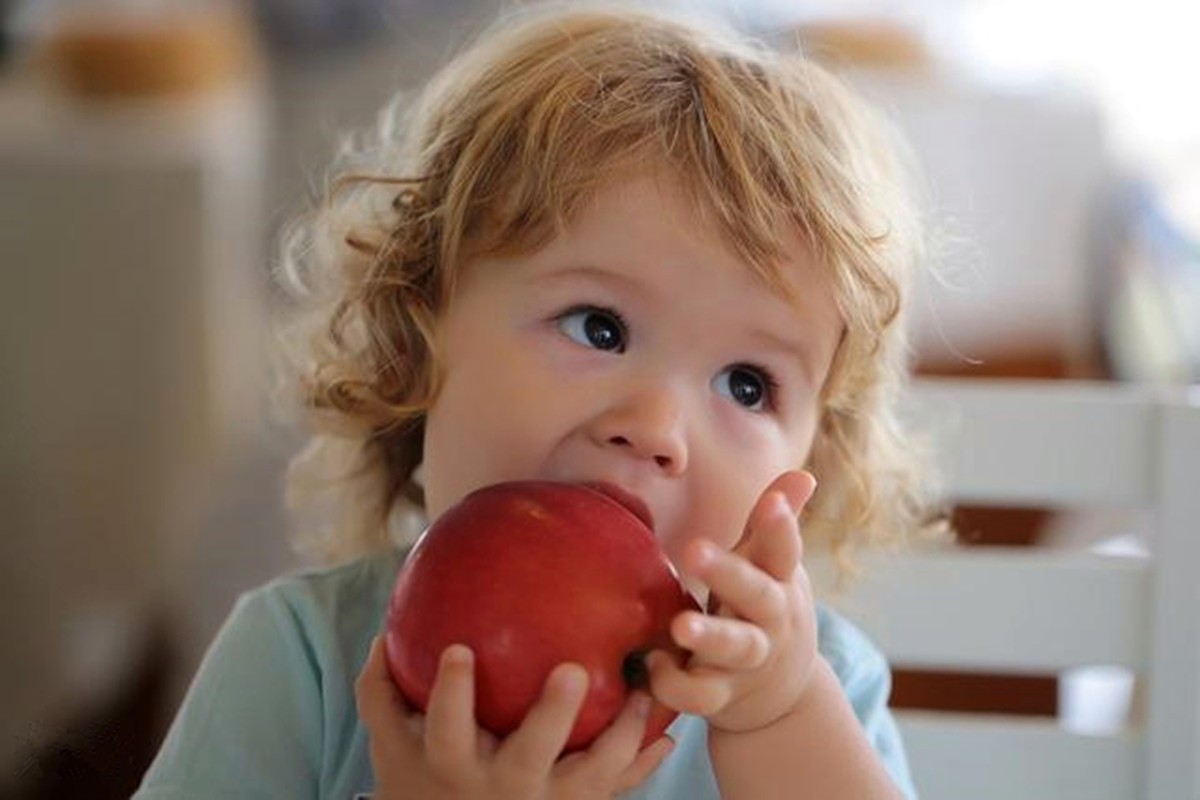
897 710 1141 800
812 547 1151 671
842 380 1200 800
1145 396 1200 800
905 379 1158 508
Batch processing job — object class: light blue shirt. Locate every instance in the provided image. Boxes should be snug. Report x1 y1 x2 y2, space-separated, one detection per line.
135 547 917 799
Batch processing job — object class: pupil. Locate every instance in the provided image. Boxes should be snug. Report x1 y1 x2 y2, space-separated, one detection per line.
585 313 620 350
731 369 762 406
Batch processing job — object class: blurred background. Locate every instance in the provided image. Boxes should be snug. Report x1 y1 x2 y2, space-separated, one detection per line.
0 0 1196 796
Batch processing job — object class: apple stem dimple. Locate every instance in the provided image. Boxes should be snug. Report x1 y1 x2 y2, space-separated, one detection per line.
622 649 650 690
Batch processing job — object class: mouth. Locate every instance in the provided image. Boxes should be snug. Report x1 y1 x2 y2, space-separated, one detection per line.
580 481 656 532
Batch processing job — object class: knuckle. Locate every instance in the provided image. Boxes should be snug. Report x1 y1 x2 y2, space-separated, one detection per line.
495 764 540 797
567 757 618 792
650 680 687 714
752 580 785 616
503 742 551 780
666 679 724 716
725 556 758 587
745 630 771 666
424 747 463 780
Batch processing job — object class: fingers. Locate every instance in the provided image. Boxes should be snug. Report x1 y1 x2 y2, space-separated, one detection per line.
768 470 817 518
747 491 804 581
671 609 770 670
355 635 424 780
611 734 675 794
552 688 676 793
742 471 817 577
683 538 788 627
355 636 413 743
574 690 654 781
586 690 650 758
497 662 589 778
360 644 675 795
646 650 733 717
423 644 478 773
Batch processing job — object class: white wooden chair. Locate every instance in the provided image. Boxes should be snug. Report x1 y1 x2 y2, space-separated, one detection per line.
814 378 1200 800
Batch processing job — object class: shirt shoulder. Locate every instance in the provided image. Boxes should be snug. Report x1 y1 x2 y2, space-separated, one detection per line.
252 546 404 651
134 548 405 800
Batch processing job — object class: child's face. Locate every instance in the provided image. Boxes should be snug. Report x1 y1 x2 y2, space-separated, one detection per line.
421 172 842 573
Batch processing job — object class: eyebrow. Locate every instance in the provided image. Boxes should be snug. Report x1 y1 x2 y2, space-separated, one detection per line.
527 263 650 295
748 327 821 388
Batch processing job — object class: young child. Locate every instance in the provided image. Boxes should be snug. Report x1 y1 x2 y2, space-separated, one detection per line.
136 4 943 798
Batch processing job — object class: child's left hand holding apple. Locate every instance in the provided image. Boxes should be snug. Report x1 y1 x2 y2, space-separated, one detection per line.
355 637 674 799
647 470 821 734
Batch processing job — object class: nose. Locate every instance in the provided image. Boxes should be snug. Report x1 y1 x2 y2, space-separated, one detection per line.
587 384 689 475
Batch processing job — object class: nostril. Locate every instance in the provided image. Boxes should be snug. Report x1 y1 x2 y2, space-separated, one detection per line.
605 435 678 471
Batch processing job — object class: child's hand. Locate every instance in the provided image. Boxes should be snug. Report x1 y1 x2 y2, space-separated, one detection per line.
355 636 675 799
648 470 820 734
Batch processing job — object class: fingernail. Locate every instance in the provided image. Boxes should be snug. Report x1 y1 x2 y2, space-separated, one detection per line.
781 473 817 515
443 644 473 667
558 664 587 694
800 473 818 507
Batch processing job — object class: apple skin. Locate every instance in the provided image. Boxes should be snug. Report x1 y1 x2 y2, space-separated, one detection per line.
384 480 699 753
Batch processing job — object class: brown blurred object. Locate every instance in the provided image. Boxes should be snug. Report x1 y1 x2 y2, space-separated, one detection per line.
6 617 176 800
794 18 932 71
41 6 258 99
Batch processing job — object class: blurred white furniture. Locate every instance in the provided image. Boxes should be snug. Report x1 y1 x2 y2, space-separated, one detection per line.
0 76 268 776
815 378 1200 800
849 71 1112 374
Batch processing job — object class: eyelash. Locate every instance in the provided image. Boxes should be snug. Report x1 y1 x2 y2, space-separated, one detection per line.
553 304 782 413
554 304 629 353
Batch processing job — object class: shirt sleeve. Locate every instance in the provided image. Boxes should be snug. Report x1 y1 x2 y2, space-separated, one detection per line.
819 606 919 800
133 586 324 800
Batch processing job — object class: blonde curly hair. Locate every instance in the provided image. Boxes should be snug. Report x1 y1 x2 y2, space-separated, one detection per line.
274 4 947 571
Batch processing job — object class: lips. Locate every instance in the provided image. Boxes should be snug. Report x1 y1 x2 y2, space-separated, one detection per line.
580 481 655 532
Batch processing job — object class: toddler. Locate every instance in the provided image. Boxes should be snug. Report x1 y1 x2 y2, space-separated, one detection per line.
136 4 942 798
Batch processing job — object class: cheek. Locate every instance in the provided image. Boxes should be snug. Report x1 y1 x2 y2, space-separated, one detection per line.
421 347 570 518
656 471 756 567
659 432 810 563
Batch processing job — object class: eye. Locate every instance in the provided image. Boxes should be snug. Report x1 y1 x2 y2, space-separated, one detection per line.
556 306 628 353
714 364 778 412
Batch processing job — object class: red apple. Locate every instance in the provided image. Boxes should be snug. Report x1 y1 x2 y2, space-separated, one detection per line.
384 480 698 753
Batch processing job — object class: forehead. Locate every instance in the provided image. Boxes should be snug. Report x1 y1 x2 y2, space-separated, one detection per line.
506 172 843 381
559 171 832 307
